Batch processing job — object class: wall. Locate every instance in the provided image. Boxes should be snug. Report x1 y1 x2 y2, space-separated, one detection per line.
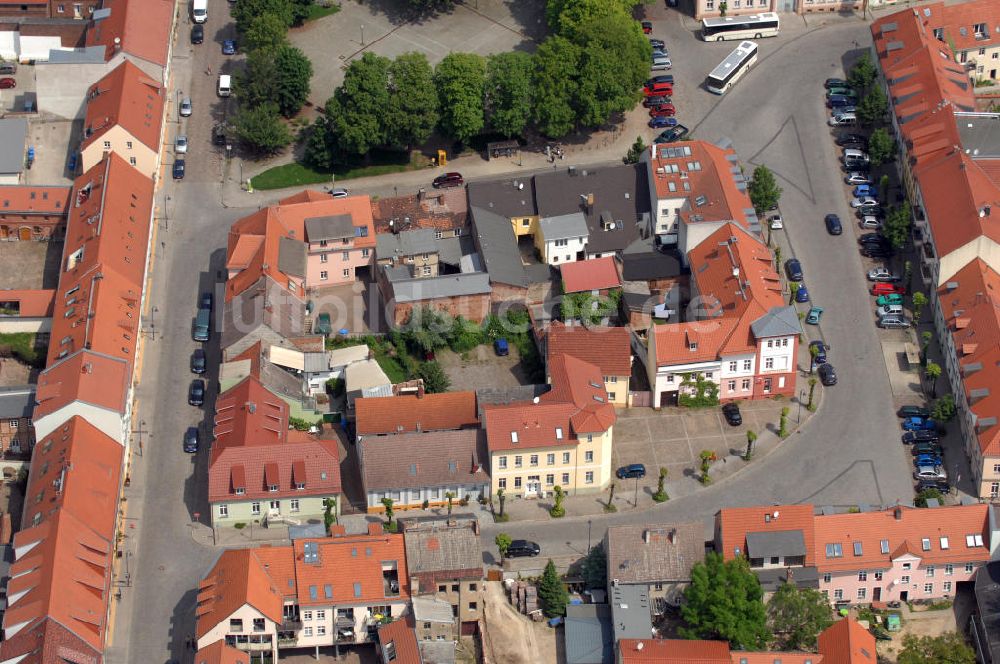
290 601 408 647
489 428 613 498
36 58 116 119
366 483 490 512
694 0 775 19
417 579 481 625
390 292 490 327
196 605 278 661
604 375 629 407
753 334 797 399
0 416 33 458
81 126 158 179
957 43 1000 80
940 236 1000 288
797 0 860 15
820 555 981 604
0 317 49 333
0 4 48 18
211 494 334 527
510 214 539 238
541 234 587 266
33 403 124 444
307 243 373 287
0 214 65 239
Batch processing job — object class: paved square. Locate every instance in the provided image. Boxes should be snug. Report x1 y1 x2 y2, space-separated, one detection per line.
437 346 529 392
0 240 62 289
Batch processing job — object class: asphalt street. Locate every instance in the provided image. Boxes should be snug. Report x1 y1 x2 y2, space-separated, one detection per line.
109 5 918 663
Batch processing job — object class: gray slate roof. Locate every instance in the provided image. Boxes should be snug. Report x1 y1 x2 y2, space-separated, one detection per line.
305 214 355 242
437 235 476 268
606 522 705 585
0 387 35 419
382 269 491 303
975 560 1000 664
419 641 457 664
540 212 588 242
277 236 306 278
756 566 820 592
565 604 613 664
469 205 551 288
360 429 489 493
610 584 653 643
467 178 537 219
0 119 27 175
221 276 306 352
412 596 455 623
376 228 438 260
402 517 483 578
745 530 806 559
750 306 801 339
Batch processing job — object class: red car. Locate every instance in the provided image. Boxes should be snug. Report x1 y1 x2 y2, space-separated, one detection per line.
871 282 906 296
641 20 653 34
643 84 673 97
0 78 15 89
649 104 676 118
432 172 464 189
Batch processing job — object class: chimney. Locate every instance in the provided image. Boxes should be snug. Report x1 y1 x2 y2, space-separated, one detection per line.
894 506 903 520
418 188 426 201
668 529 676 545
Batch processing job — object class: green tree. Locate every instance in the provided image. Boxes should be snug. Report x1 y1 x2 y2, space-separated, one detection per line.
605 480 617 509
323 497 337 532
537 559 569 618
546 0 634 40
778 407 790 438
243 12 289 51
303 117 337 170
496 488 506 517
234 0 294 34
273 45 313 117
921 330 933 364
848 52 877 91
405 0 455 11
867 127 896 166
532 36 581 137
719 0 728 16
231 104 293 154
808 343 821 374
766 581 833 650
882 202 912 250
381 496 394 525
915 487 944 507
807 377 818 411
328 52 392 155
238 46 282 109
625 136 646 164
418 361 450 393
748 165 782 213
652 467 668 502
912 291 928 322
857 86 888 126
387 52 439 149
924 361 942 398
744 430 757 460
289 0 316 24
581 543 607 589
549 485 566 518
897 632 975 664
788 282 800 305
445 490 456 515
434 53 487 143
681 553 770 648
572 13 649 128
495 532 512 562
932 394 957 422
485 51 533 138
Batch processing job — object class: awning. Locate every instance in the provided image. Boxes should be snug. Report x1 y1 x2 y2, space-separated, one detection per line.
263 462 279 488
230 464 246 492
291 460 306 487
269 345 305 371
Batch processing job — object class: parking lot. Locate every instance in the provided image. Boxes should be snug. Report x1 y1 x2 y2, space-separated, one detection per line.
437 346 530 392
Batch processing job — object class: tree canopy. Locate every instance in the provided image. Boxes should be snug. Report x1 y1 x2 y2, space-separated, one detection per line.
849 52 877 91
572 13 649 128
867 127 895 166
857 86 888 126
546 0 636 41
434 53 487 143
680 553 770 649
538 559 569 617
748 165 783 213
242 12 289 51
882 201 912 249
233 0 294 33
273 45 313 118
386 52 440 149
897 632 976 664
485 51 534 138
532 36 581 137
231 103 293 154
328 52 392 155
766 582 833 650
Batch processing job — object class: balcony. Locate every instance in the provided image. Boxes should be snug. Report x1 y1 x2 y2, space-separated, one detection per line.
383 570 401 597
276 632 298 647
280 618 303 631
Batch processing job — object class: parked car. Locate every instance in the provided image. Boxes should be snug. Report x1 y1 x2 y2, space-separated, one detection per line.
914 465 947 481
836 133 868 147
315 313 332 336
191 24 204 44
654 125 688 143
877 314 911 329
183 427 200 453
824 78 850 89
643 95 671 108
188 379 206 406
860 215 883 229
644 83 673 97
648 116 678 128
0 77 16 89
722 402 742 426
902 417 938 432
828 112 857 126
648 105 676 117
617 463 647 479
872 282 905 296
826 87 858 99
827 94 855 109
809 340 828 365
222 39 236 55
844 161 871 174
494 338 509 356
784 258 804 281
867 267 898 282
433 172 464 188
851 196 879 208
769 214 783 230
652 49 669 59
858 232 886 245
853 184 876 198
200 292 213 311
876 294 904 307
915 478 951 493
649 38 665 50
845 172 873 185
0 62 15 75
641 20 653 34
175 134 188 154
647 75 674 86
861 244 894 259
914 454 943 468
824 213 842 235
910 442 944 456
902 430 940 445
843 148 870 162
507 540 541 557
806 306 824 325
172 159 186 179
795 283 810 302
330 187 350 199
179 97 193 116
190 348 207 374
898 405 930 419
818 363 837 386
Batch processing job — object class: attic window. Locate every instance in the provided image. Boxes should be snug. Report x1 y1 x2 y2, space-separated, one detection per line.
409 464 417 475
853 541 862 556
353 582 362 598
555 427 563 440
694 195 707 207
448 461 457 473
880 539 889 554
922 538 931 551
511 431 518 444
940 536 949 549
825 543 842 558
966 534 984 547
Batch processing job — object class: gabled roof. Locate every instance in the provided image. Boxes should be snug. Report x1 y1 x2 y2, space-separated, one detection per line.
195 640 251 664
565 604 613 664
402 519 483 579
33 351 130 423
468 204 552 288
80 60 164 155
220 276 307 356
196 549 285 639
605 523 705 585
816 617 876 664
378 616 421 664
0 186 70 217
360 429 489 493
717 504 817 567
356 391 479 436
915 0 1000 54
546 322 632 376
371 188 468 234
85 0 174 67
292 530 409 606
560 257 621 294
618 638 732 664
0 616 103 664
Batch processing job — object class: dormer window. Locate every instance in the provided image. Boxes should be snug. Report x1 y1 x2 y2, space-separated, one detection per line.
922 538 931 551
966 534 984 547
235 487 245 495
940 536 949 549
268 483 278 492
295 482 305 490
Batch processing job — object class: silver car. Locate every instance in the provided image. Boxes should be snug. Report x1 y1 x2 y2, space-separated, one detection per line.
877 314 911 329
179 97 193 117
860 215 882 229
913 465 946 481
175 134 188 154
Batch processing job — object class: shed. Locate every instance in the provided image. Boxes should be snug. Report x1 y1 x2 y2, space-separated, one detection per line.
0 119 28 185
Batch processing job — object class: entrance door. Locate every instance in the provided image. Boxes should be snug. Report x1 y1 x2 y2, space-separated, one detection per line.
899 590 908 602
873 587 882 601
992 69 998 80
525 477 541 496
18 227 31 241
777 0 795 11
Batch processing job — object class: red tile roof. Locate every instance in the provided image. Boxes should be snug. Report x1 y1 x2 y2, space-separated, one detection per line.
46 153 154 367
717 505 817 567
292 531 409 606
732 654 820 664
816 618 876 664
33 351 131 424
371 188 468 234
0 617 103 664
484 353 615 452
378 616 421 664
196 549 285 639
208 377 341 503
0 289 55 318
360 429 489 492
195 640 251 664
356 391 479 436
560 256 621 294
938 260 1000 456
619 638 732 664
86 0 174 67
921 0 1000 53
0 186 70 217
81 60 164 155
546 321 632 376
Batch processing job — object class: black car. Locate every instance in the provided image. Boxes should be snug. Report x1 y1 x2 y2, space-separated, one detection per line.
432 172 464 189
911 442 944 456
858 232 887 245
172 159 185 180
835 133 868 147
722 402 742 426
649 38 665 50
200 291 213 311
842 161 871 174
191 24 204 44
506 539 541 557
860 244 894 258
902 430 940 445
915 478 950 493
654 125 689 144
818 363 837 386
898 405 930 419
856 206 884 220
824 214 842 235
212 124 228 146
643 95 671 108
191 348 207 374
616 463 646 479
784 258 803 282
188 379 206 406
825 78 850 89
183 427 200 453
647 74 674 86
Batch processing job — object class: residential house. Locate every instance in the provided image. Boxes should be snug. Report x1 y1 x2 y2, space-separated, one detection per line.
0 119 27 185
545 322 632 407
85 0 175 82
972 559 1000 664
605 523 706 611
0 289 54 334
484 353 616 497
377 229 442 278
0 386 35 459
355 391 479 441
609 583 653 645
564 604 613 664
0 0 99 18
692 1 774 21
345 359 393 412
79 60 164 178
914 1 1000 81
208 376 341 528
194 640 251 664
412 596 456 642
645 223 798 408
219 340 327 425
400 516 484 630
221 275 309 361
560 256 622 298
378 616 421 664
0 185 71 240
371 187 469 238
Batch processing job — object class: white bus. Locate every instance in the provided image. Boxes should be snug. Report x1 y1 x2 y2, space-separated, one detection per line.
705 40 758 95
701 12 779 41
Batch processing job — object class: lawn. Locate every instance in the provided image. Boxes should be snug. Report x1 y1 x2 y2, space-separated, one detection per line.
0 332 45 367
304 2 340 21
251 151 429 191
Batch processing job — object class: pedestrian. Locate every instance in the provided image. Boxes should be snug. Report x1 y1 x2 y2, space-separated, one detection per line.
206 64 212 76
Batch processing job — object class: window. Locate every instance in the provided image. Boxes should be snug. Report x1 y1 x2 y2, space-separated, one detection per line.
933 27 944 40
320 271 328 280
251 502 261 515
833 589 843 600
218 504 229 517
268 484 278 493
943 581 952 592
303 627 313 637
874 572 883 581
9 420 17 429
921 538 931 551
853 541 863 556
303 611 313 621
129 157 136 166
320 253 328 263
230 618 243 632
880 539 890 554
423 266 432 276
342 251 349 260
554 239 568 247
126 141 133 149
994 464 1000 474
320 240 328 247
608 392 616 401
765 357 774 370
666 375 674 383
514 477 522 488
563 452 571 464
562 473 570 485
901 575 910 584
767 340 773 348
945 564 954 575
585 471 594 484
966 534 984 547
514 456 523 468
782 338 789 347
822 573 831 583
857 587 867 599
498 478 506 489
858 571 867 582
343 269 350 278
902 563 911 571
975 23 988 38
705 372 713 379
546 474 554 485
252 619 265 632
926 566 935 577
547 453 555 465
585 451 594 463
530 455 539 467
728 380 737 392
317 626 326 636
966 563 975 574
362 248 370 258
825 543 843 558
498 456 507 469
924 583 933 594
940 537 949 550
290 499 300 512
993 483 1000 498
741 378 751 390
743 359 752 371
103 140 111 150
452 584 460 592
729 361 738 372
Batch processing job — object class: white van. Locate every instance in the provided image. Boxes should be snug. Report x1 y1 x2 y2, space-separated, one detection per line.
217 74 231 97
192 0 207 23
651 56 672 71
828 111 856 127
878 304 903 316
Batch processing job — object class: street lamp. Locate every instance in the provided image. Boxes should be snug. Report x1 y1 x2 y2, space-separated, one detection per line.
164 193 171 231
587 519 592 553
798 389 805 423
361 24 365 46
634 476 639 507
150 306 158 341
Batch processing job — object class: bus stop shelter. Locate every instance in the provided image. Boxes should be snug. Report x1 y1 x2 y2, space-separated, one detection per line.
487 140 520 161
